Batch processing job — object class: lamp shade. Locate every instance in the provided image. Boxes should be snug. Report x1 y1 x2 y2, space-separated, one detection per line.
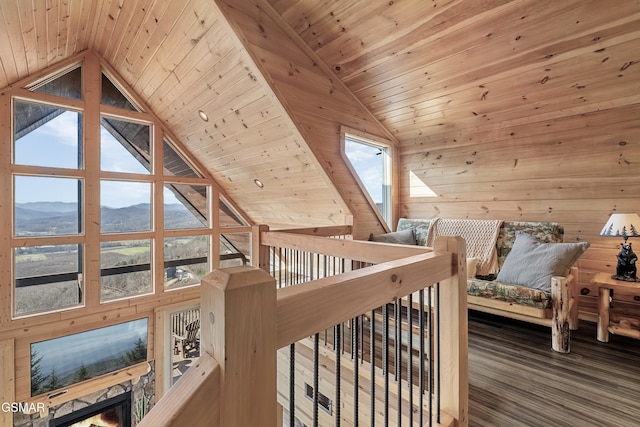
600 213 640 239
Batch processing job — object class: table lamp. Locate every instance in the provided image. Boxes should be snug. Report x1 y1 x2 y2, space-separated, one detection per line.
600 213 640 281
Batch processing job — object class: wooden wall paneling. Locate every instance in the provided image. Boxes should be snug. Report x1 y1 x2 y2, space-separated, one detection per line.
91 0 130 57
143 28 234 115
107 0 154 72
0 339 15 427
363 3 636 107
135 0 217 101
1 0 30 82
115 0 175 84
100 0 145 61
342 0 605 92
400 103 640 155
14 1 38 76
30 0 51 71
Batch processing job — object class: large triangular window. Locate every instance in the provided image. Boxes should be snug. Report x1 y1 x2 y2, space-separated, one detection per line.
7 53 245 318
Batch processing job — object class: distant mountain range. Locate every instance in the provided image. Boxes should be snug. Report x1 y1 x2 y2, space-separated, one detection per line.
15 201 204 235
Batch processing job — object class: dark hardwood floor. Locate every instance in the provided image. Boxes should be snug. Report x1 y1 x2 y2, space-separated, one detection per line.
468 311 640 427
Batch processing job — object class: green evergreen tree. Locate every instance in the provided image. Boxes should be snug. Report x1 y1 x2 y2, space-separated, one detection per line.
44 367 61 392
30 349 49 396
125 338 147 366
74 363 90 382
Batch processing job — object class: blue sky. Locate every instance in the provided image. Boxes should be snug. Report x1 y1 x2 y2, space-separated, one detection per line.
16 111 390 208
14 111 183 208
344 138 384 204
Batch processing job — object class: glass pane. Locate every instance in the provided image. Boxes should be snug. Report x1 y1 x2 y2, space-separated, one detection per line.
170 307 200 384
164 236 209 290
30 318 147 396
100 180 151 233
14 176 81 236
14 244 82 316
344 137 390 224
219 197 248 227
30 65 82 100
14 101 81 169
164 184 208 229
101 72 138 111
219 233 250 268
163 139 201 178
101 239 152 301
100 117 151 174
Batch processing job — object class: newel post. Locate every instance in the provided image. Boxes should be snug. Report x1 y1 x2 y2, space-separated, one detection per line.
201 265 278 426
433 236 469 427
252 224 270 272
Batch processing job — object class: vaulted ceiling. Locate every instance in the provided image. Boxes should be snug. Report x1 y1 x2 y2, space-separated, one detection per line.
1 0 638 234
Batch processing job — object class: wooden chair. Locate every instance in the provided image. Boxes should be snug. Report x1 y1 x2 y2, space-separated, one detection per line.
173 319 200 357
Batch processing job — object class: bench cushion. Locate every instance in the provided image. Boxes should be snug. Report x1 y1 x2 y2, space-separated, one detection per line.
467 277 551 309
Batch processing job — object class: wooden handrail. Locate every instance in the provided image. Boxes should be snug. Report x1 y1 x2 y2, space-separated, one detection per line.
272 225 353 236
138 353 220 426
261 229 432 264
276 250 453 348
141 230 468 427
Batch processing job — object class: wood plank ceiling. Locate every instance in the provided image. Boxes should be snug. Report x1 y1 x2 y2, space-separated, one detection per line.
0 0 353 229
0 0 639 240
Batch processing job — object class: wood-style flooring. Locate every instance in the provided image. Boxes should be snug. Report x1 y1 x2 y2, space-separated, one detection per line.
469 311 640 427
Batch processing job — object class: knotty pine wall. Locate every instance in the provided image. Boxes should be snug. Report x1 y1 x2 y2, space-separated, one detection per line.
399 103 640 316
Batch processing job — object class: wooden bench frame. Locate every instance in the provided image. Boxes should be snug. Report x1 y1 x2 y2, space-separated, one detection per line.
467 267 579 353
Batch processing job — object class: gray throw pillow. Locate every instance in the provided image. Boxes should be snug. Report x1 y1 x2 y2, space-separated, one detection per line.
495 231 589 292
369 228 416 245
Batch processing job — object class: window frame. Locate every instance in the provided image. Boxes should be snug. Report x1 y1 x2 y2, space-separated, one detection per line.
340 127 395 231
6 56 230 319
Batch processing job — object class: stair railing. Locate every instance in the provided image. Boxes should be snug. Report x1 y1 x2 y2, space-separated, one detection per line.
140 225 468 427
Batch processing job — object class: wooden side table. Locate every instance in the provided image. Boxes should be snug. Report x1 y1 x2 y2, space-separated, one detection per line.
591 272 640 342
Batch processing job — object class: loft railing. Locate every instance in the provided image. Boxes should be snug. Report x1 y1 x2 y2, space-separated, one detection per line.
140 225 468 427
